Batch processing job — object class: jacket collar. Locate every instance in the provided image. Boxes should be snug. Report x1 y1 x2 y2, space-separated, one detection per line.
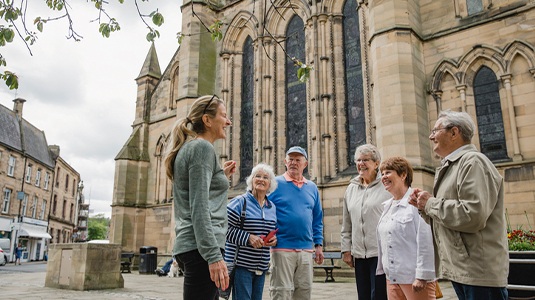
441 144 477 167
246 190 273 208
382 187 411 209
351 171 382 188
434 144 477 195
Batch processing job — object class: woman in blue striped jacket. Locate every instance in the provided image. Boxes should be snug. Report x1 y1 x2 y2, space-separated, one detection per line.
225 163 278 300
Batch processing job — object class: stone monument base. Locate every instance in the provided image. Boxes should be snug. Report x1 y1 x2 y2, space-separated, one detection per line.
45 243 124 291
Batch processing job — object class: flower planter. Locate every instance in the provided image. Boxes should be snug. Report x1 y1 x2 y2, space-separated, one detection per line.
508 251 535 300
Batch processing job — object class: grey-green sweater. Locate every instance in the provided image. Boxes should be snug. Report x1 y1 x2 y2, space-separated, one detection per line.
172 139 229 264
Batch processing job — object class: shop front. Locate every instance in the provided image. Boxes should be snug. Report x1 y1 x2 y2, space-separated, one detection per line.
13 217 51 262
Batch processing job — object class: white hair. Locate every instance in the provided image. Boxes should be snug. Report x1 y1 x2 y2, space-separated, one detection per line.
354 144 381 163
438 109 476 142
245 163 278 194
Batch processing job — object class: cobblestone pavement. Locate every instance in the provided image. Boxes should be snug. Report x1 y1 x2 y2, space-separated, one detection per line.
0 262 458 299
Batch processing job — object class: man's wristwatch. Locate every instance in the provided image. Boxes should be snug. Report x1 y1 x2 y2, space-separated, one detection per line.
314 244 322 248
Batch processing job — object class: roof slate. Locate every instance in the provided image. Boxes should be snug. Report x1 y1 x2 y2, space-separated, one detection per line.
0 103 54 168
0 103 22 151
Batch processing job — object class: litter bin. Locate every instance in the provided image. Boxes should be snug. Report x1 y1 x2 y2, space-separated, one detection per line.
139 246 158 274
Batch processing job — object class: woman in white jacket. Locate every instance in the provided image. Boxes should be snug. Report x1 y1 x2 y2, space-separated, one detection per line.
377 157 436 300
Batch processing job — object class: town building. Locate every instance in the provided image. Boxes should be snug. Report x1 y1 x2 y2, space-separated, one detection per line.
47 150 81 245
0 99 82 262
110 0 535 254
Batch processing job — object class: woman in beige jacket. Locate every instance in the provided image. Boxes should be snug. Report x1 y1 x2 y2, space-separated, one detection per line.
341 144 391 300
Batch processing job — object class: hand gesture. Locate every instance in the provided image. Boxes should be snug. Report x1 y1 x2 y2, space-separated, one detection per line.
223 160 237 179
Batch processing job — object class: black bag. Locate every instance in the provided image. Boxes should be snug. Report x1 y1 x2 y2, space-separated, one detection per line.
219 197 247 299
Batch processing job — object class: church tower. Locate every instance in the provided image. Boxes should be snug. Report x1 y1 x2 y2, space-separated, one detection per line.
109 44 161 252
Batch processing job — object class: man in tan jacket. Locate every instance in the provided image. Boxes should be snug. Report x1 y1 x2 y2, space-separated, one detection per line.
409 110 508 300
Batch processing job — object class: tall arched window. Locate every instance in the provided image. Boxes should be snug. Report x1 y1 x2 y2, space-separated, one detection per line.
343 0 365 166
170 67 179 109
240 36 254 181
473 66 508 161
285 15 307 153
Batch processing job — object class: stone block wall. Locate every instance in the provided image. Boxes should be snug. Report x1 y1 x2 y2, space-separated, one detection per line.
45 243 123 291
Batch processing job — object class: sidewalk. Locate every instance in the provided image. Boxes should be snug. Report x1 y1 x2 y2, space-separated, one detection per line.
0 263 458 299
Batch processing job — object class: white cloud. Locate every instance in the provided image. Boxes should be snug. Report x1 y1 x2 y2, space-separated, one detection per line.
0 0 182 217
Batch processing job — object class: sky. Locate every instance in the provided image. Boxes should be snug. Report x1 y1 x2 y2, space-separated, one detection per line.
0 1 183 218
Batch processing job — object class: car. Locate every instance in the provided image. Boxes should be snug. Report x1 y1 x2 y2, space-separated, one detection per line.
0 246 6 266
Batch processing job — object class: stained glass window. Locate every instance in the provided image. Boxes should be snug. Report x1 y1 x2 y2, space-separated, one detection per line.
473 66 508 161
240 36 254 181
286 15 308 154
467 0 483 15
343 0 365 165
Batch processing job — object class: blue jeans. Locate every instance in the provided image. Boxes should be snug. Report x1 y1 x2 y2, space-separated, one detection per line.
451 281 508 300
232 266 265 300
354 257 387 300
161 259 173 274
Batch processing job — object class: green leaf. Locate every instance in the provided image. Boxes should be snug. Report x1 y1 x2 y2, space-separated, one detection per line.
37 22 43 32
4 29 13 43
152 12 164 26
146 32 155 42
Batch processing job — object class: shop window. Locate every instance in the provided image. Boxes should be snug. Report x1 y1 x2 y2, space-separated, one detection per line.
2 188 11 214
8 156 15 176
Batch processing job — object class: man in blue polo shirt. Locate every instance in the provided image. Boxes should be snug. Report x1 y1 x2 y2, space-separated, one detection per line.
268 146 324 300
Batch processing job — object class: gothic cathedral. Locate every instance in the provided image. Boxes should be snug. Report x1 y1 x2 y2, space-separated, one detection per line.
110 0 535 254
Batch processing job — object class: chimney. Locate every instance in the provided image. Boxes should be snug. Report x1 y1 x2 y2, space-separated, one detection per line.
49 145 60 161
13 98 26 119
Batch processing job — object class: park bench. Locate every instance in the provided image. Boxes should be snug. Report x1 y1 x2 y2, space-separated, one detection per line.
313 252 342 282
121 252 134 273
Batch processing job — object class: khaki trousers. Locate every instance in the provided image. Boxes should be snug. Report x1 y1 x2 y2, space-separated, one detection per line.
269 251 313 300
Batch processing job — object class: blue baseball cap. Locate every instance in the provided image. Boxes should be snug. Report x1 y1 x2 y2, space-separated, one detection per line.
286 146 308 160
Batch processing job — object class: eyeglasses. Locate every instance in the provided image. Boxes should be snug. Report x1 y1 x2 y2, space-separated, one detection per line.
356 158 373 163
254 174 270 181
203 95 217 115
430 126 452 136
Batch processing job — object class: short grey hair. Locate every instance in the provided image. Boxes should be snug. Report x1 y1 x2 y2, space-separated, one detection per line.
246 163 278 195
285 154 308 162
354 144 381 163
438 110 476 143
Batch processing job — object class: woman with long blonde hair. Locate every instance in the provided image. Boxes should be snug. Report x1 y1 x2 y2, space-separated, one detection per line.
165 95 237 300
